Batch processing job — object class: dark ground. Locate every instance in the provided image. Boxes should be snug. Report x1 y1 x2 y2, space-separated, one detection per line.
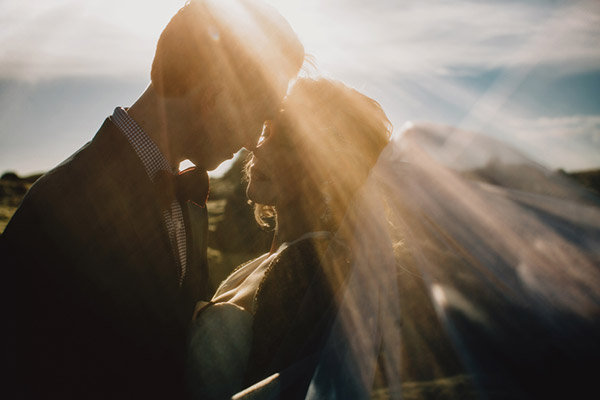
2 162 599 399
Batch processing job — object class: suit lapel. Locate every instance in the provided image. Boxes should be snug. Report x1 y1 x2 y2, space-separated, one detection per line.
91 119 180 285
182 200 212 301
89 119 211 312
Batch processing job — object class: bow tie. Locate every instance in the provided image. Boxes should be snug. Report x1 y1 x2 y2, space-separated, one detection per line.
154 167 210 210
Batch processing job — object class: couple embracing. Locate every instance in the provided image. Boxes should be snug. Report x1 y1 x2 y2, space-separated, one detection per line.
3 0 398 398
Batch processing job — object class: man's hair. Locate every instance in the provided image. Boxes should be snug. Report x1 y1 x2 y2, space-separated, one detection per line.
151 0 304 98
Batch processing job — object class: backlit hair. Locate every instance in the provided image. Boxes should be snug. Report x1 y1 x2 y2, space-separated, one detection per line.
151 0 304 98
252 78 392 229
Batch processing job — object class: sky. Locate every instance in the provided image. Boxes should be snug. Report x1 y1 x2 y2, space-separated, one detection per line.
0 0 599 176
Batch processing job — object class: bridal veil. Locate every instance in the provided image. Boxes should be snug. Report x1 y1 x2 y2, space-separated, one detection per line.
307 123 600 399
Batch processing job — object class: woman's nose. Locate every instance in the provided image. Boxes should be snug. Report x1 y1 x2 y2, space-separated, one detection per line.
242 121 271 152
253 139 267 158
241 131 260 152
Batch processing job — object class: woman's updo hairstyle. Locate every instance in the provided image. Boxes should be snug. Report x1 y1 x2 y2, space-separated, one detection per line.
253 78 392 229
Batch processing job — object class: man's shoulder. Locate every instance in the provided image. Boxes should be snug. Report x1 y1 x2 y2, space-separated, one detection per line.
13 118 149 224
24 120 110 195
57 118 135 174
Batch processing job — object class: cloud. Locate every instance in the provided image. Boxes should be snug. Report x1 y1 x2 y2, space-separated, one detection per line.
498 114 600 170
511 115 600 140
1 0 598 172
2 0 598 82
299 0 600 79
506 115 600 146
0 0 182 81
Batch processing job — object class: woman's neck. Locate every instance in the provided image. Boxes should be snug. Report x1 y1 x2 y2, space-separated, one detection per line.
270 207 331 253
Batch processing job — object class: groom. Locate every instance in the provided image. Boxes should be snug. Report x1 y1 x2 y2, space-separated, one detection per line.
2 0 303 398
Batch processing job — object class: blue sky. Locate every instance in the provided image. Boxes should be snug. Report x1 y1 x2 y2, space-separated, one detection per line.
1 0 599 175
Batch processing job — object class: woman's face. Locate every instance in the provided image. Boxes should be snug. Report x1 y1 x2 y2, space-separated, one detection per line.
246 112 305 207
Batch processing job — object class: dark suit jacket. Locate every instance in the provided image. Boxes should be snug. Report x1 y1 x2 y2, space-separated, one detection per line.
2 119 211 399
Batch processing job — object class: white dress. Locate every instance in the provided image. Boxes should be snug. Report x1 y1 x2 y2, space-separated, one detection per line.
187 232 333 400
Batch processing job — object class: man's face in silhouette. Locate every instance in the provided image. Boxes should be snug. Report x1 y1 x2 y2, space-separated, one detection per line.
179 78 286 171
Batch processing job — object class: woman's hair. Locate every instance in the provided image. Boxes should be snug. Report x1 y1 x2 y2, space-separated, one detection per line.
250 78 392 229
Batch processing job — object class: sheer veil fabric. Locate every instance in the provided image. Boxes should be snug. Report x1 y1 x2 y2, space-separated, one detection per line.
307 124 600 399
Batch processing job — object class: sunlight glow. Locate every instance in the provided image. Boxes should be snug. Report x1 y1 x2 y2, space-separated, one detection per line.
1 3 598 397
1 0 599 175
179 159 195 172
207 153 241 178
431 284 448 308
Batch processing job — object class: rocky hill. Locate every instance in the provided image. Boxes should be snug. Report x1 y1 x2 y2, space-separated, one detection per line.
401 123 600 203
203 151 273 287
0 156 273 287
2 124 599 398
0 171 43 232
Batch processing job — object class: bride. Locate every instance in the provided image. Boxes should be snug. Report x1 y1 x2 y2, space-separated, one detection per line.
187 77 394 399
188 77 600 400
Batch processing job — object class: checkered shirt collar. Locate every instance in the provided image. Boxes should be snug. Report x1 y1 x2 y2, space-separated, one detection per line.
111 107 173 181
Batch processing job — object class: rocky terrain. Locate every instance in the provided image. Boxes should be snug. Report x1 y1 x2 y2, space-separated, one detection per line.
2 127 598 287
202 150 273 287
2 124 599 398
0 154 273 286
0 171 42 233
